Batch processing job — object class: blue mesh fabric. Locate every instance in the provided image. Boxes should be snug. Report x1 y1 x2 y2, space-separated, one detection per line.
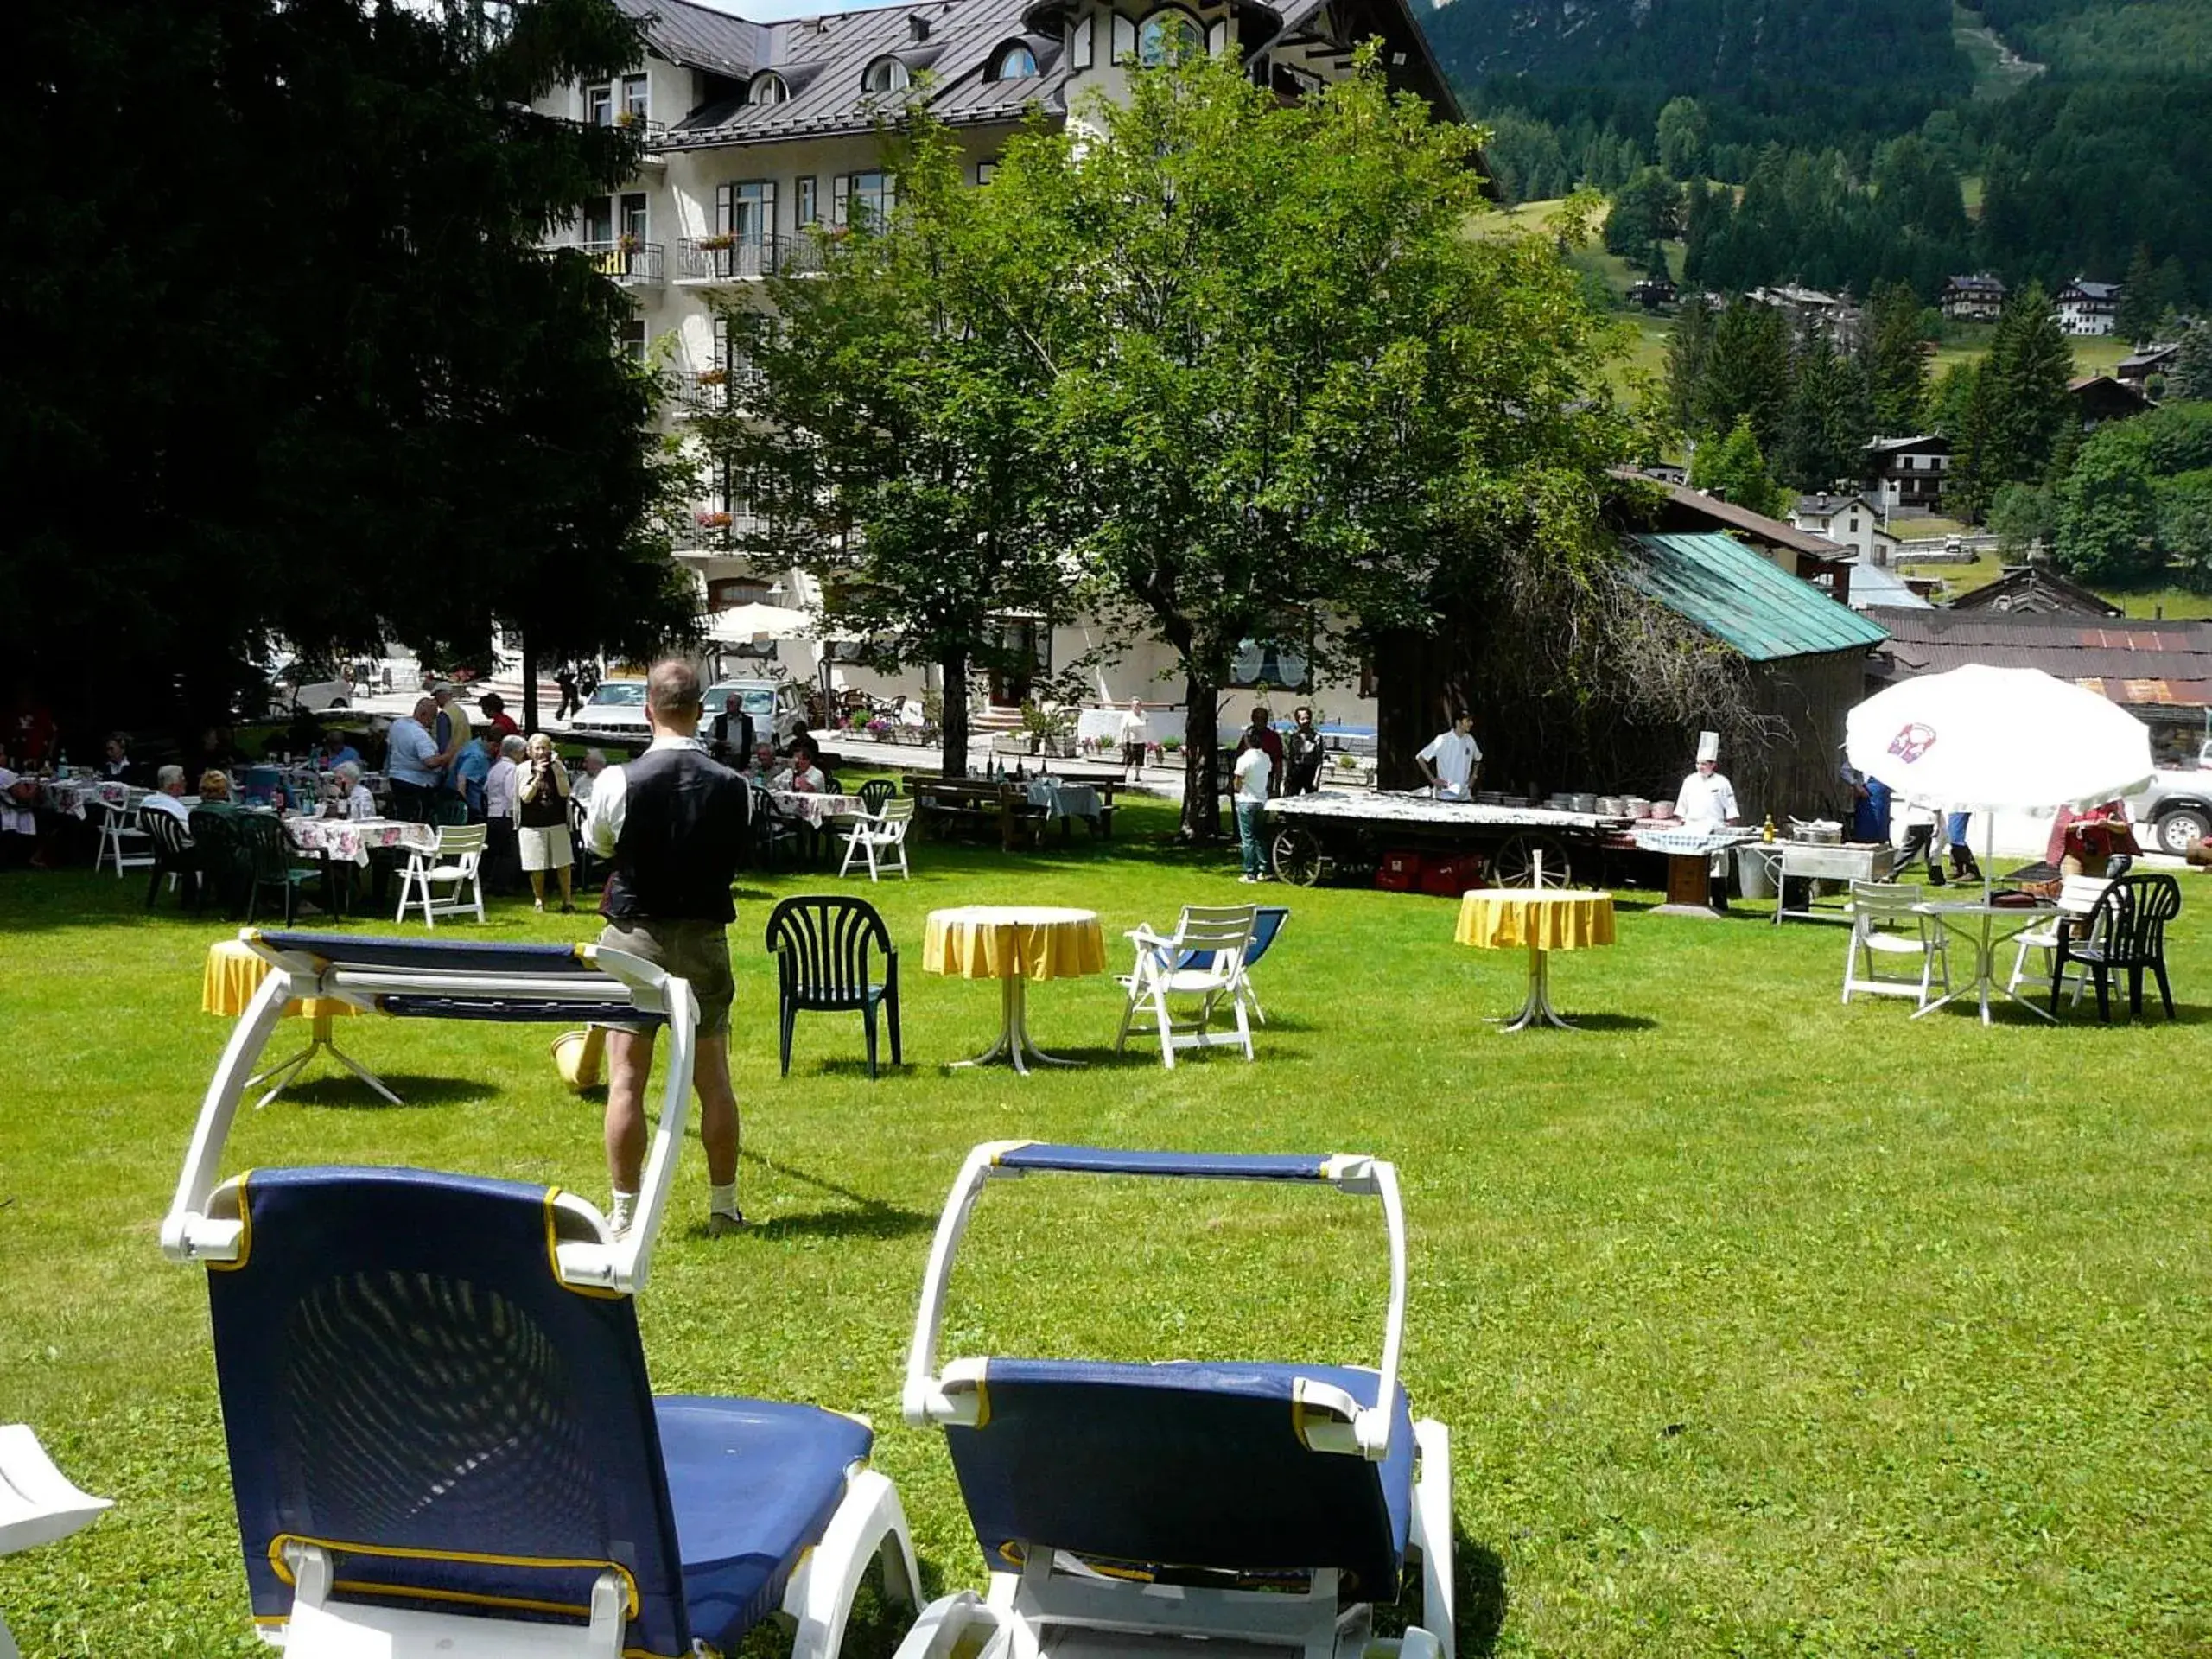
206 1167 691 1656
254 932 600 974
992 1146 1329 1181
944 1359 1414 1597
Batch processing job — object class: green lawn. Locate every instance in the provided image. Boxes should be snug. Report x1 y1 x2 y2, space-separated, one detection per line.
3 797 2211 1656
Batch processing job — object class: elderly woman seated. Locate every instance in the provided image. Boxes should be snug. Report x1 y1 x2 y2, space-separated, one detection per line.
197 770 238 812
329 761 377 821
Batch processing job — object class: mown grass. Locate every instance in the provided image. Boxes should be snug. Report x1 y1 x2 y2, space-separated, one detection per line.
3 793 2210 1656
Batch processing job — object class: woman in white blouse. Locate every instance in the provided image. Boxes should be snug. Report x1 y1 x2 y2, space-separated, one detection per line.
333 761 377 820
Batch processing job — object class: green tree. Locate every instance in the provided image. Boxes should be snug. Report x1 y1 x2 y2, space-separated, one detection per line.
697 124 1072 779
1656 96 1707 180
1690 416 1791 519
1986 482 2056 561
963 55 1633 836
1975 283 2075 508
2054 442 2160 582
1 0 693 740
2169 325 2212 402
2114 244 2162 344
1777 327 1873 491
1664 292 1716 435
1863 279 1930 436
2158 469 2212 593
1605 168 1683 260
1695 299 1790 448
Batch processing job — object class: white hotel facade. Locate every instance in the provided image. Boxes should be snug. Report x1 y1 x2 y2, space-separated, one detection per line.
537 0 1459 731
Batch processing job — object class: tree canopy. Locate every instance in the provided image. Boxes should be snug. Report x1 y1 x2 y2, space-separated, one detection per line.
1 0 693 737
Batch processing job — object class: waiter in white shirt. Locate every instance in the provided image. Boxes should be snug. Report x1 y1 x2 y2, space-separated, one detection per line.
1674 731 1738 826
1414 709 1482 802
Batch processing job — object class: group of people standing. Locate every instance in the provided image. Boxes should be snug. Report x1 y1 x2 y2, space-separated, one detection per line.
1229 703 1332 880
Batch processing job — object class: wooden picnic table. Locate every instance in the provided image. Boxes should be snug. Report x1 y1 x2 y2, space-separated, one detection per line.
906 776 1121 850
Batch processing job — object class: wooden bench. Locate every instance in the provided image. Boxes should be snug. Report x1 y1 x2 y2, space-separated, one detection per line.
909 779 1047 851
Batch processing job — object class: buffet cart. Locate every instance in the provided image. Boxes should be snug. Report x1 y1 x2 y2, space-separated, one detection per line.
1265 790 1634 888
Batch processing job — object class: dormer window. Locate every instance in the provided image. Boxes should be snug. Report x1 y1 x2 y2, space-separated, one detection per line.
747 71 789 105
862 55 911 93
1137 9 1202 66
988 41 1040 80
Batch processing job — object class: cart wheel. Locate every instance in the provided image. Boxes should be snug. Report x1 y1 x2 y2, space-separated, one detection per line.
1492 833 1573 888
1272 825 1325 887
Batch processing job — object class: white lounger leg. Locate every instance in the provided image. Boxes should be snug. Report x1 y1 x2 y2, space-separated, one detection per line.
892 1589 1037 1659
0 1426 113 1659
1411 1416 1456 1659
785 1465 922 1659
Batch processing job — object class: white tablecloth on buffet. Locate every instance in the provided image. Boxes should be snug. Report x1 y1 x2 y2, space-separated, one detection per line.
1026 779 1101 822
38 778 134 818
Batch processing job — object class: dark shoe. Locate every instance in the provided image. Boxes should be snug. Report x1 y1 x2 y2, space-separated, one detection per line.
1927 868 1946 887
559 901 575 914
706 1209 750 1236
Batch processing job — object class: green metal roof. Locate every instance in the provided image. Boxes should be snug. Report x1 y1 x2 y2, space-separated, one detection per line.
1624 531 1890 663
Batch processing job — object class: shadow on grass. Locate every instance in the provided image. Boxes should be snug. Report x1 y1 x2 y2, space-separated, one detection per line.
810 1058 920 1080
1458 1530 1510 1656
1545 1012 1659 1033
270 1073 497 1109
731 1146 934 1241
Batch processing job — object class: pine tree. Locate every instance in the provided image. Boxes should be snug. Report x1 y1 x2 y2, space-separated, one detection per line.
1689 416 1791 519
2170 323 2212 402
1664 293 1715 435
1863 279 1930 435
1779 327 1874 492
2115 244 2161 344
1695 299 1790 449
1981 283 2076 498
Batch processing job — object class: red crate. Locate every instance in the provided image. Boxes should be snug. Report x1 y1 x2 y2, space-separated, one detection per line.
1375 849 1424 892
1419 853 1484 897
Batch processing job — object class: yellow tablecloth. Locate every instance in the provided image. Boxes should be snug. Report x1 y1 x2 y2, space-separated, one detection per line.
201 939 359 1020
922 906 1106 982
1454 889 1617 951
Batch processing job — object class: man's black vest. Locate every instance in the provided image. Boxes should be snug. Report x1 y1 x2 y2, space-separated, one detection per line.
601 745 753 924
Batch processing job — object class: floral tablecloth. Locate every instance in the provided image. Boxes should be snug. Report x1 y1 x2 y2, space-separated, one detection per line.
766 791 870 829
40 778 132 818
282 816 438 867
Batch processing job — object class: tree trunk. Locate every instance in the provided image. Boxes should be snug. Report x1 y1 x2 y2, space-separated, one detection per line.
520 636 539 735
939 648 970 778
1179 673 1223 842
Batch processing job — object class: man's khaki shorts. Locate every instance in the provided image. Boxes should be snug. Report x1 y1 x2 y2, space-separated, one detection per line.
597 919 735 1038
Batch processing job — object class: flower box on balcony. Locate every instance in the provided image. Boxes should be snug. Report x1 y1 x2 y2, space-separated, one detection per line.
695 511 734 529
616 233 641 254
697 233 736 251
615 109 645 129
696 368 729 386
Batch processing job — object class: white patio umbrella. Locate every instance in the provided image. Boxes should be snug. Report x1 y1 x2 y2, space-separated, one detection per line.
702 603 817 645
1846 664 2154 890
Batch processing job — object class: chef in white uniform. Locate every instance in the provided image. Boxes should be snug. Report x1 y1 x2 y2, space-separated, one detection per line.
1674 731 1738 827
1415 710 1482 802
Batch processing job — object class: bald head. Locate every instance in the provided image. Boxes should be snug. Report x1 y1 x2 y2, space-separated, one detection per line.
411 696 435 721
646 658 703 736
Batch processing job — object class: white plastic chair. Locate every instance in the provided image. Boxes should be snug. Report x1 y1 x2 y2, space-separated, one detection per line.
1 1424 111 1659
393 823 487 927
95 793 154 878
838 797 914 881
1841 881 1950 1009
1115 904 1257 1068
2005 874 2113 1002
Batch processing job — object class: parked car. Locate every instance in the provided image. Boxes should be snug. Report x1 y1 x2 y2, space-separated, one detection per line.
267 659 352 715
565 677 652 747
2124 740 2212 855
705 679 809 747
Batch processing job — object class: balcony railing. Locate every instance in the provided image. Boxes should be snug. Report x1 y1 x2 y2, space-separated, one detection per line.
668 365 767 416
577 239 664 286
680 505 772 551
674 232 831 283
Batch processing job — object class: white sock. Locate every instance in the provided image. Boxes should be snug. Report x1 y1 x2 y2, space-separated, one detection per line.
709 1182 741 1217
608 1189 638 1236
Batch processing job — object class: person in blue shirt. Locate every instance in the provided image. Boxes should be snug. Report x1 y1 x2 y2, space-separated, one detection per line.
316 731 362 772
383 698 444 821
451 734 494 822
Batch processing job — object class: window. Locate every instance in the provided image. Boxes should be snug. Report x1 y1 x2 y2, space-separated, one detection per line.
796 176 817 226
1071 15 1094 68
976 161 998 185
587 82 614 125
617 317 646 365
717 180 778 274
747 71 788 105
620 73 649 123
861 55 911 94
1847 517 1860 532
834 169 895 229
1137 10 1202 66
988 41 1040 79
1110 14 1135 62
620 191 648 243
708 578 773 610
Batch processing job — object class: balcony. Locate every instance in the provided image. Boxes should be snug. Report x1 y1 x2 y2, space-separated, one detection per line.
674 232 830 284
668 365 767 417
678 504 771 554
578 238 664 288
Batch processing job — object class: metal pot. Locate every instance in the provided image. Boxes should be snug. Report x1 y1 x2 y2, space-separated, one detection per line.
1571 792 1598 814
1789 817 1842 845
1596 796 1624 817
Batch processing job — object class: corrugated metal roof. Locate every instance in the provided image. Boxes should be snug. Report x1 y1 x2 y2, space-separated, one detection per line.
1626 532 1891 662
618 0 762 79
1866 606 2212 708
1844 560 1929 611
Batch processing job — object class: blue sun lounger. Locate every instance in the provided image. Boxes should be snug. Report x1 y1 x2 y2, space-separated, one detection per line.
896 1143 1455 1659
161 931 920 1659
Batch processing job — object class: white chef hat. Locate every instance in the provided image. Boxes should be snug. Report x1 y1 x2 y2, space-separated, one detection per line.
1695 730 1720 764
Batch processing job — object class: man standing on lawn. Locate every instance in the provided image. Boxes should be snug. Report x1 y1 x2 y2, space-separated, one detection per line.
583 659 753 1237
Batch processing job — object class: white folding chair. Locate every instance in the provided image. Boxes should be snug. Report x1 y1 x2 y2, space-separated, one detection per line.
838 797 914 881
1 1424 111 1659
1115 904 1258 1068
1841 881 1949 1009
95 793 154 877
393 823 487 927
2005 874 2112 1003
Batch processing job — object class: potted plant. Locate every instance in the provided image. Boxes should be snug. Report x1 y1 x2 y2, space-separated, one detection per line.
697 232 735 251
616 232 641 255
695 509 733 529
696 366 728 386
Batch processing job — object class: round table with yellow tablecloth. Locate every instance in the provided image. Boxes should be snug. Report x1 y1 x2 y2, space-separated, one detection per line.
202 938 399 1105
922 905 1106 1074
1453 888 1616 1031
